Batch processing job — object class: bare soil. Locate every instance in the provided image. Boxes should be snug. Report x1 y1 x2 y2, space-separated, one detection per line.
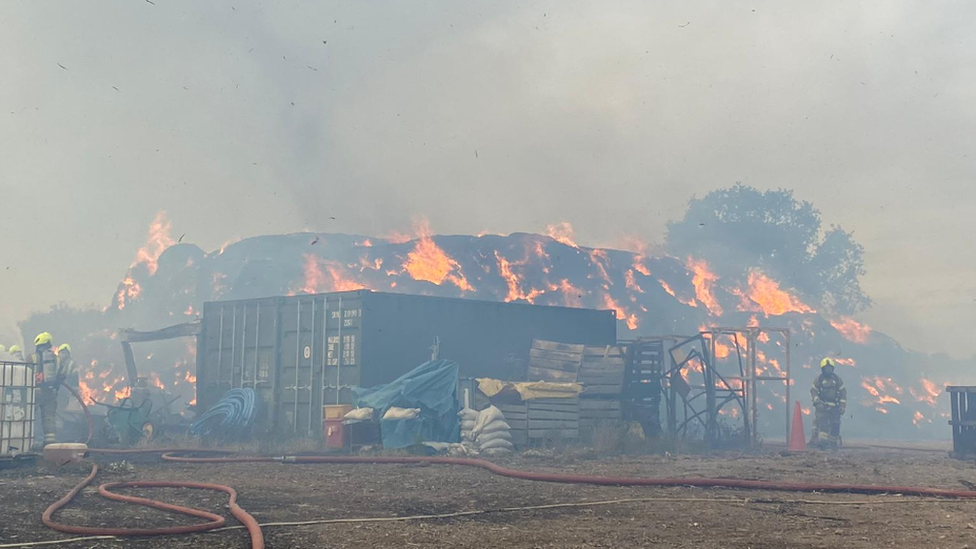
3 444 976 548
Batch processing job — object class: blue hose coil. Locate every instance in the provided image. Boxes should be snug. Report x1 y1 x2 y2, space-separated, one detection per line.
189 388 257 437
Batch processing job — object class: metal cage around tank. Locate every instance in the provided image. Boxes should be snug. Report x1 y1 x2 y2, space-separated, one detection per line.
1 361 36 458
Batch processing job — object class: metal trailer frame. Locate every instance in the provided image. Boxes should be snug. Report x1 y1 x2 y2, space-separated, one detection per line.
662 327 791 446
0 360 36 460
619 336 690 438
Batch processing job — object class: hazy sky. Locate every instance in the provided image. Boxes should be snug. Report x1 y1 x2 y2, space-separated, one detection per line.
1 1 974 357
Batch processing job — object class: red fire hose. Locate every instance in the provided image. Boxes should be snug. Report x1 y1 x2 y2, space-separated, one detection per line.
43 448 976 549
41 462 263 545
40 392 976 549
160 453 976 499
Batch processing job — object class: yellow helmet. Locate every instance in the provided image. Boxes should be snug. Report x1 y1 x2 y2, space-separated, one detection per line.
820 357 836 369
58 343 71 354
8 345 22 354
34 332 53 347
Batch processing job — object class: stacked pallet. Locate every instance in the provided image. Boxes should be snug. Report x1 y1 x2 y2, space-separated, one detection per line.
528 398 580 440
579 398 622 427
496 403 528 446
578 345 626 397
496 398 581 444
527 340 583 383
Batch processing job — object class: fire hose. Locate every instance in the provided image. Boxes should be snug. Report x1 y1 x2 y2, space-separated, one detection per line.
40 394 976 549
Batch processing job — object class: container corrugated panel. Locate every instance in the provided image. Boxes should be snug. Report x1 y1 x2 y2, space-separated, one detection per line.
199 291 616 438
0 362 35 457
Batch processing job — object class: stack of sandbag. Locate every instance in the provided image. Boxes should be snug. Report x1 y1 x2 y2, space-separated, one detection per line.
472 405 514 456
382 407 421 420
459 407 479 454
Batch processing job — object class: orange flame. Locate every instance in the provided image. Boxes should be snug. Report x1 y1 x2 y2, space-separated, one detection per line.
686 258 722 315
116 276 142 310
601 292 639 330
358 256 383 272
217 236 240 255
909 378 940 406
546 222 578 248
300 254 328 294
736 271 813 317
624 270 644 293
553 279 584 308
713 340 731 359
495 251 544 303
829 317 872 344
912 411 925 425
632 255 650 276
184 371 197 384
149 372 165 390
402 222 473 291
132 211 175 275
860 375 903 413
658 279 698 308
115 386 132 401
300 255 368 293
77 372 97 404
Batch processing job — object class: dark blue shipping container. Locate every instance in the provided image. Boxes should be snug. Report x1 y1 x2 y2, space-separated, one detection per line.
198 291 616 435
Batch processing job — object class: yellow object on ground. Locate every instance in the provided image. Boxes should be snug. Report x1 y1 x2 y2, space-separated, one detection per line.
477 378 583 401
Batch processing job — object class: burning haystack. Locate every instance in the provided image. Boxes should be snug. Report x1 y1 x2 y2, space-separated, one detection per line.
21 189 969 440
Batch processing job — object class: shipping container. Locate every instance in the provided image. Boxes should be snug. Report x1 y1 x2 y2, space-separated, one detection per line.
198 290 616 436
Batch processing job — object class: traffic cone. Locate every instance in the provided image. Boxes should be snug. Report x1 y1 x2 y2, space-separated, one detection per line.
788 401 807 451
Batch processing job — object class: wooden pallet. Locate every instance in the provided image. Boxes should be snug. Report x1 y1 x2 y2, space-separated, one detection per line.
579 345 626 397
579 398 622 431
527 398 580 440
497 398 581 443
497 403 528 446
527 340 583 383
527 340 626 396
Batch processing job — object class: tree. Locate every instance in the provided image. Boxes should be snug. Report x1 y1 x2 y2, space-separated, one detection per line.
665 184 871 315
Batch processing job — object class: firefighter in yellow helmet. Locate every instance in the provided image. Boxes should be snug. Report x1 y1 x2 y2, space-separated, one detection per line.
8 344 25 362
810 358 847 447
28 332 62 446
55 343 80 414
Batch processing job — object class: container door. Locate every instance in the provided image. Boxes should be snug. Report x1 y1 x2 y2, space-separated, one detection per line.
280 296 333 436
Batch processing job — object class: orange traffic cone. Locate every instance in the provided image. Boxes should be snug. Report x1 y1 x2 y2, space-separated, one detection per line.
788 401 807 451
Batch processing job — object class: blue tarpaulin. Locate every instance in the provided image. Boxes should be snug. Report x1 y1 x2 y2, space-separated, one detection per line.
352 360 460 449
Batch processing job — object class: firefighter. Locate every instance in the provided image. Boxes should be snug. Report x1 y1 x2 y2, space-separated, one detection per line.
28 332 61 446
8 344 25 362
56 344 80 412
810 357 847 447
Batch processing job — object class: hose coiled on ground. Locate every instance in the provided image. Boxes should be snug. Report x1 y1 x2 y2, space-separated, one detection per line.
189 388 257 436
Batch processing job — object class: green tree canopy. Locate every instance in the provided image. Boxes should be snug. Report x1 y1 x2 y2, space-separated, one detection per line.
665 184 870 315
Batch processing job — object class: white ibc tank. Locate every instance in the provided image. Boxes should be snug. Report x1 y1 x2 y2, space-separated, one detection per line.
1 363 36 456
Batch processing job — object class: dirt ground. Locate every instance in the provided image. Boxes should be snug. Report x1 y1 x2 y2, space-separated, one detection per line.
3 443 976 548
